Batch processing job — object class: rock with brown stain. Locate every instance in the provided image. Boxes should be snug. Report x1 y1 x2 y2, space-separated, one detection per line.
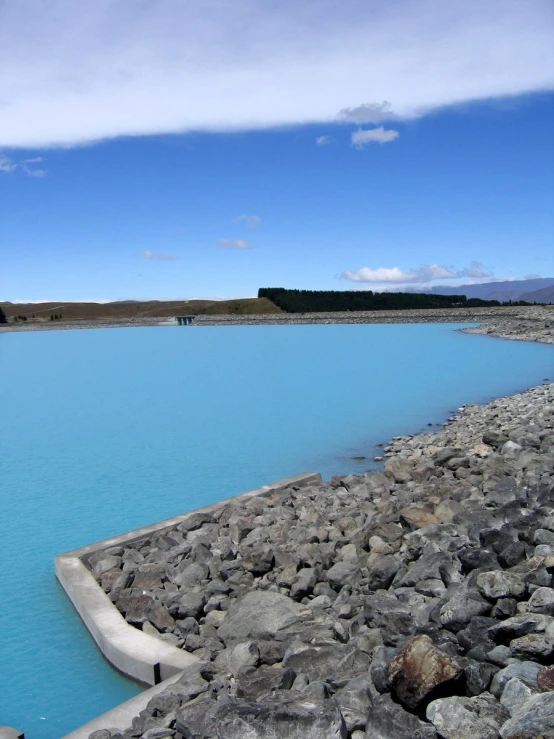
538 666 554 692
386 634 463 709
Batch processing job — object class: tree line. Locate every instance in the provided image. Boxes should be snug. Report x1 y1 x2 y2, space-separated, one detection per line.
257 288 509 313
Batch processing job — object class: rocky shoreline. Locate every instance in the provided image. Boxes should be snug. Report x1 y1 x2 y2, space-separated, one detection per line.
192 305 554 331
81 315 553 739
1 304 553 334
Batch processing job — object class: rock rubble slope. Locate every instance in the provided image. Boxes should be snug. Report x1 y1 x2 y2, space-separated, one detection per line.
86 316 554 739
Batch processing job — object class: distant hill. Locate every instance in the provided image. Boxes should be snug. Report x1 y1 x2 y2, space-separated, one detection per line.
415 277 554 302
0 297 281 323
520 285 554 304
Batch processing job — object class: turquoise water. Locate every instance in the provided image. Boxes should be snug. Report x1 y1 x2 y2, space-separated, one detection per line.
0 323 552 737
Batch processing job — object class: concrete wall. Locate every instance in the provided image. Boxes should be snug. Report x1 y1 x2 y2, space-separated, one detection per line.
56 472 322 735
60 673 184 739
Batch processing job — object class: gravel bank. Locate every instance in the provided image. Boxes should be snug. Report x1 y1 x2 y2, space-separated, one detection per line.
80 317 554 739
193 305 554 331
2 305 553 334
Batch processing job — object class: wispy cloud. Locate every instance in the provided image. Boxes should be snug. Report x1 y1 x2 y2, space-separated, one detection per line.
0 152 47 176
338 102 395 124
141 249 177 260
1 0 552 148
217 239 252 249
22 164 47 177
0 154 18 173
234 214 261 229
351 127 399 147
316 135 333 146
341 261 493 284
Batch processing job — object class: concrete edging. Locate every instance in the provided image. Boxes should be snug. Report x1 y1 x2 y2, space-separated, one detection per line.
56 472 322 734
60 672 184 739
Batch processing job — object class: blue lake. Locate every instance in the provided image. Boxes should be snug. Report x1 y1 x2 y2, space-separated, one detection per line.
1 323 553 737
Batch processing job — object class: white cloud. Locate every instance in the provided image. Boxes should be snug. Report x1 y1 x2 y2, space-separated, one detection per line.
0 0 552 148
316 135 333 146
341 261 493 284
141 249 177 260
234 214 261 229
217 239 252 249
351 126 399 147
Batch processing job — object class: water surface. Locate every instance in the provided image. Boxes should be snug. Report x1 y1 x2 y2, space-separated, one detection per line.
1 323 552 737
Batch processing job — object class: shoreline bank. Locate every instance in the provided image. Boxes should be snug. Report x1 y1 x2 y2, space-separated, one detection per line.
54 315 554 739
1 304 553 334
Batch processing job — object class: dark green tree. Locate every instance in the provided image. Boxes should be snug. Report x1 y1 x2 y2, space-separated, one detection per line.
258 287 501 313
0 306 7 324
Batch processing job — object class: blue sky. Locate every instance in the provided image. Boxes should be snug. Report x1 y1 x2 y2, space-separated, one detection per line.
1 0 553 301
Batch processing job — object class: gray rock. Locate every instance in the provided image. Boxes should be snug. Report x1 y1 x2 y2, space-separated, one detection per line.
117 591 175 631
427 695 508 739
173 562 209 589
384 457 414 484
501 440 523 459
476 571 526 600
527 586 554 615
364 693 432 739
489 613 554 640
241 546 275 575
173 591 206 620
290 568 318 600
212 697 348 739
498 541 526 568
464 661 498 696
333 674 375 732
171 662 211 701
534 528 554 545
490 662 541 697
366 554 401 590
217 591 304 643
500 692 554 738
326 561 360 591
500 677 537 716
309 594 332 609
398 552 454 588
93 555 122 576
482 430 509 449
439 585 491 629
510 632 554 660
283 642 369 681
228 641 260 676
236 665 296 701
486 645 512 666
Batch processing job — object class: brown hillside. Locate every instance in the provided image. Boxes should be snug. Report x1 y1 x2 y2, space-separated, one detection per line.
1 297 281 322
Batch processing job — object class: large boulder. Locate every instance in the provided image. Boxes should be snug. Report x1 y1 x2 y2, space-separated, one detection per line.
236 665 296 701
364 693 434 738
386 635 463 710
283 643 370 682
217 591 304 643
500 692 554 738
427 695 508 739
211 698 348 738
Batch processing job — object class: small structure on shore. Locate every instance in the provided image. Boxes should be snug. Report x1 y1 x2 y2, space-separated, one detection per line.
175 315 195 326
